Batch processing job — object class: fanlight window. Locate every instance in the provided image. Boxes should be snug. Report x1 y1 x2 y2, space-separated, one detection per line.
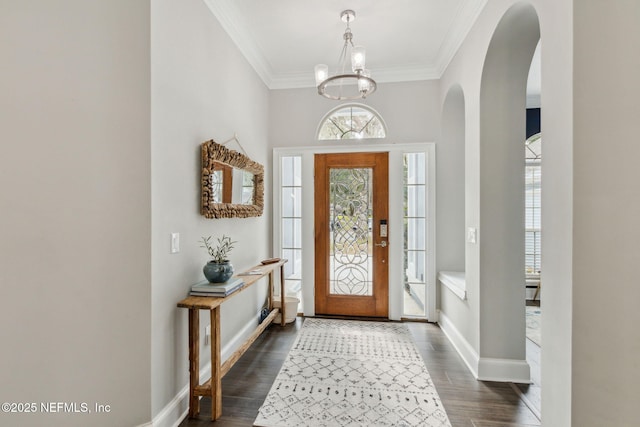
317 104 387 140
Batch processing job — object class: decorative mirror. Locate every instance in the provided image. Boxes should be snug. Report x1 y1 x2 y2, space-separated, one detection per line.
201 140 264 218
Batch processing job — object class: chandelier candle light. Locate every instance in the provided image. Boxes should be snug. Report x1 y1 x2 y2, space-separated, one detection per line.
314 10 377 100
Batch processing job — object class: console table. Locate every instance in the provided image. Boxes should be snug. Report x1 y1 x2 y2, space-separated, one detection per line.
177 259 288 420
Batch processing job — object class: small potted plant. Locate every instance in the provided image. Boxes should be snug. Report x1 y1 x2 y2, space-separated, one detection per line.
200 235 237 283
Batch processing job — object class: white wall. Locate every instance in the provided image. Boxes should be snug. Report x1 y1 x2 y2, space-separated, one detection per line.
572 1 640 425
151 0 271 422
0 1 151 426
269 81 441 147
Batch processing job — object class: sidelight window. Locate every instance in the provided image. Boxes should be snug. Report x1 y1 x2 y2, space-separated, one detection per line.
281 156 303 298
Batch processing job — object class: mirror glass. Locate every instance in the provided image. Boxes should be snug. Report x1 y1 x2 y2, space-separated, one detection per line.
201 140 264 218
210 162 255 205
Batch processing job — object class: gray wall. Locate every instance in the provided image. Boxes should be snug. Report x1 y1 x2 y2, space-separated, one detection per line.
438 84 471 345
440 0 640 424
0 1 151 426
478 2 538 362
438 86 466 274
439 0 574 415
572 1 640 424
151 0 271 420
269 81 441 147
3 1 639 425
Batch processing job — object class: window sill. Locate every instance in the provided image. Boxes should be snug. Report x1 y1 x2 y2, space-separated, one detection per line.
438 271 466 300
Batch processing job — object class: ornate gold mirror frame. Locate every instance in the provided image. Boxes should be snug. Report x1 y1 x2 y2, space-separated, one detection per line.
201 140 264 218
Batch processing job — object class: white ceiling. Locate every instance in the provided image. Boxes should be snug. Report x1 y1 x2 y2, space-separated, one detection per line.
203 0 488 89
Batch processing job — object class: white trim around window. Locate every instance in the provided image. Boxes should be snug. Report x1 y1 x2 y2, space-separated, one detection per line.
273 143 436 321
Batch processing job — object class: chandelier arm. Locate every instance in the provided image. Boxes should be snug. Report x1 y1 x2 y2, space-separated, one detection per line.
338 40 349 74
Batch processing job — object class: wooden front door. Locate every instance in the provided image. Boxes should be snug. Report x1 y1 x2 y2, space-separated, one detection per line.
314 152 389 317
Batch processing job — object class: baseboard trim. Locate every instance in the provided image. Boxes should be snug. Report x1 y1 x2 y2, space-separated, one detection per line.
438 311 531 384
151 316 260 427
478 357 531 384
149 382 191 427
438 311 480 378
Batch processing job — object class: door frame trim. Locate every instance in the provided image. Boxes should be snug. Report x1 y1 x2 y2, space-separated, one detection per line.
273 143 436 321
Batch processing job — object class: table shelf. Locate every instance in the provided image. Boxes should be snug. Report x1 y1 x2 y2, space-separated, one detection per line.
177 259 288 420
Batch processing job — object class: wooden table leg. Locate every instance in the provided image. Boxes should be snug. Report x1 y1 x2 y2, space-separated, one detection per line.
280 264 286 326
188 309 200 417
210 306 222 420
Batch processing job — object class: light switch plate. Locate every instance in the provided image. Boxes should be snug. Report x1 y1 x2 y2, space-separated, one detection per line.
467 227 477 244
170 232 180 253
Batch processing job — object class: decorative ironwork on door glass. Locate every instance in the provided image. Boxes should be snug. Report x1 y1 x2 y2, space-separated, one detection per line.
329 168 373 296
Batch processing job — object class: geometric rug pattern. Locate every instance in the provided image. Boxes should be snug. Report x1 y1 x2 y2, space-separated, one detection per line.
254 318 451 427
526 306 541 347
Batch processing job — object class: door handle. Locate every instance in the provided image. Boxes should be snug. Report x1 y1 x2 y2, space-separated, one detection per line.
375 241 387 247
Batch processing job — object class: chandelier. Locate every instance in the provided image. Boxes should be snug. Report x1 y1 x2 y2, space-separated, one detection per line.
314 10 377 100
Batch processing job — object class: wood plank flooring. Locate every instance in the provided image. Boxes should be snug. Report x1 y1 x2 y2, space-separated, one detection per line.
180 317 541 427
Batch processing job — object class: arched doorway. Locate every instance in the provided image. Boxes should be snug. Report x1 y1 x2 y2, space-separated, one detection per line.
477 3 540 385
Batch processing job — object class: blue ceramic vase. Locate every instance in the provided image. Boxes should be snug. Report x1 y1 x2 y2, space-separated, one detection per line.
203 260 234 283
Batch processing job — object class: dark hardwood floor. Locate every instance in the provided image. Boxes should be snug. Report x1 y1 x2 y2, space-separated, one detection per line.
180 317 541 427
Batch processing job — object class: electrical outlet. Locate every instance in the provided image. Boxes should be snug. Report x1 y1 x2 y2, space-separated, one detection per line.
204 325 210 345
259 307 270 324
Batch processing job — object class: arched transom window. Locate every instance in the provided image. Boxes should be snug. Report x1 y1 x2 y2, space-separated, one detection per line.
317 104 387 140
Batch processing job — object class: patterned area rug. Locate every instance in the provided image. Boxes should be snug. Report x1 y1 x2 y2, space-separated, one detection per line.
254 318 451 427
526 306 541 347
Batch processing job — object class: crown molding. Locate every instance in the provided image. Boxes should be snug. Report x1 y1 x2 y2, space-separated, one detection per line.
202 0 275 88
374 64 441 83
205 0 487 90
435 0 488 76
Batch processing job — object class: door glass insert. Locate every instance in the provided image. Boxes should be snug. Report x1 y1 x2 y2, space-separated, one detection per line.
329 168 373 296
211 169 223 203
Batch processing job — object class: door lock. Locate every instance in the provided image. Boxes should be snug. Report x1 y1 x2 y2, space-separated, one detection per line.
380 219 388 237
375 241 388 247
